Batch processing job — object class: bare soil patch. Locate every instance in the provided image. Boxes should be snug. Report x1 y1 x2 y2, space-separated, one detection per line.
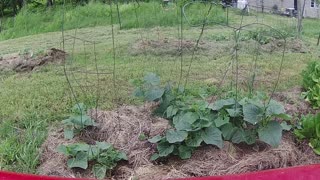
130 39 230 57
0 48 67 72
273 87 320 118
39 101 320 180
261 38 310 53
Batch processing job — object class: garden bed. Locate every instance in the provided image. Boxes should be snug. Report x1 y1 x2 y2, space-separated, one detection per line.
38 97 320 180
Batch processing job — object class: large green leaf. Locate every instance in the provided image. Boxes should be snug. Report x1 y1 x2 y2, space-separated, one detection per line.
178 145 193 159
166 105 178 118
243 104 264 124
64 129 74 140
214 116 229 128
96 141 112 150
88 146 99 160
148 135 163 143
153 94 174 116
67 152 88 169
266 100 285 116
56 145 68 155
193 119 213 129
209 98 236 111
74 143 90 152
221 123 237 140
133 87 144 97
258 121 282 147
201 126 223 148
182 112 199 124
231 128 246 144
244 129 257 145
166 129 188 143
173 112 198 131
280 122 292 131
145 88 165 101
93 164 107 179
185 131 203 147
157 142 174 157
71 115 95 126
144 73 160 85
150 153 160 161
226 108 241 117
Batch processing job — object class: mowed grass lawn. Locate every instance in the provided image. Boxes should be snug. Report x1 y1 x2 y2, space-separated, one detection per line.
0 2 319 173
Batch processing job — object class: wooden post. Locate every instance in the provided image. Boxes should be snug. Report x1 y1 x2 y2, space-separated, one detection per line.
297 0 303 37
226 5 229 25
317 33 320 46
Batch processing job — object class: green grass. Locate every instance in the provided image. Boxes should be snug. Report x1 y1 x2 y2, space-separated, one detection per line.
0 1 227 40
0 1 320 175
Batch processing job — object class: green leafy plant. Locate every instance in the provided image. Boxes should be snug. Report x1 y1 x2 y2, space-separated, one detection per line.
62 103 96 139
131 73 166 102
57 142 127 179
294 113 320 155
301 61 320 109
133 74 291 160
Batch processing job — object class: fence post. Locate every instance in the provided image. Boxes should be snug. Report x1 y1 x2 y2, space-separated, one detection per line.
116 0 122 29
226 6 229 25
317 33 320 46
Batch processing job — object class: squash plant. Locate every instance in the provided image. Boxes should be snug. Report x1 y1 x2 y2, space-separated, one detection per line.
62 103 96 139
133 73 291 160
294 113 320 155
57 142 127 179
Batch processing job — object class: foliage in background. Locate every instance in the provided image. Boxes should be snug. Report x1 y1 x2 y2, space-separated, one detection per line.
301 61 320 109
294 113 320 155
133 73 291 160
0 1 226 40
240 27 295 45
62 103 96 139
57 142 127 179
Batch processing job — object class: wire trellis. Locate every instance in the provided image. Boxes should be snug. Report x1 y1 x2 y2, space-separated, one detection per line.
58 0 288 114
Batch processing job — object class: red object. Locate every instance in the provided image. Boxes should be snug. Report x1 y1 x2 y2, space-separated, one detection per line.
175 164 320 180
0 164 320 180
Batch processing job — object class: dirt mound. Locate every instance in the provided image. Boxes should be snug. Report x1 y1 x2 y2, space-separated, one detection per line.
39 103 320 180
130 39 229 56
261 38 309 53
273 87 320 117
0 48 67 72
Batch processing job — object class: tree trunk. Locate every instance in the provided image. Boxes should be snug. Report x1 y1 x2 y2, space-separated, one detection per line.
261 0 264 13
297 0 306 37
47 0 54 7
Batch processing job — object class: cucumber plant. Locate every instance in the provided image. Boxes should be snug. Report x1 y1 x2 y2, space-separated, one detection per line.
57 142 127 179
133 73 291 160
62 103 96 139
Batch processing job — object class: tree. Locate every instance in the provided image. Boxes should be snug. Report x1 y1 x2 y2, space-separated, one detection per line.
47 0 54 7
